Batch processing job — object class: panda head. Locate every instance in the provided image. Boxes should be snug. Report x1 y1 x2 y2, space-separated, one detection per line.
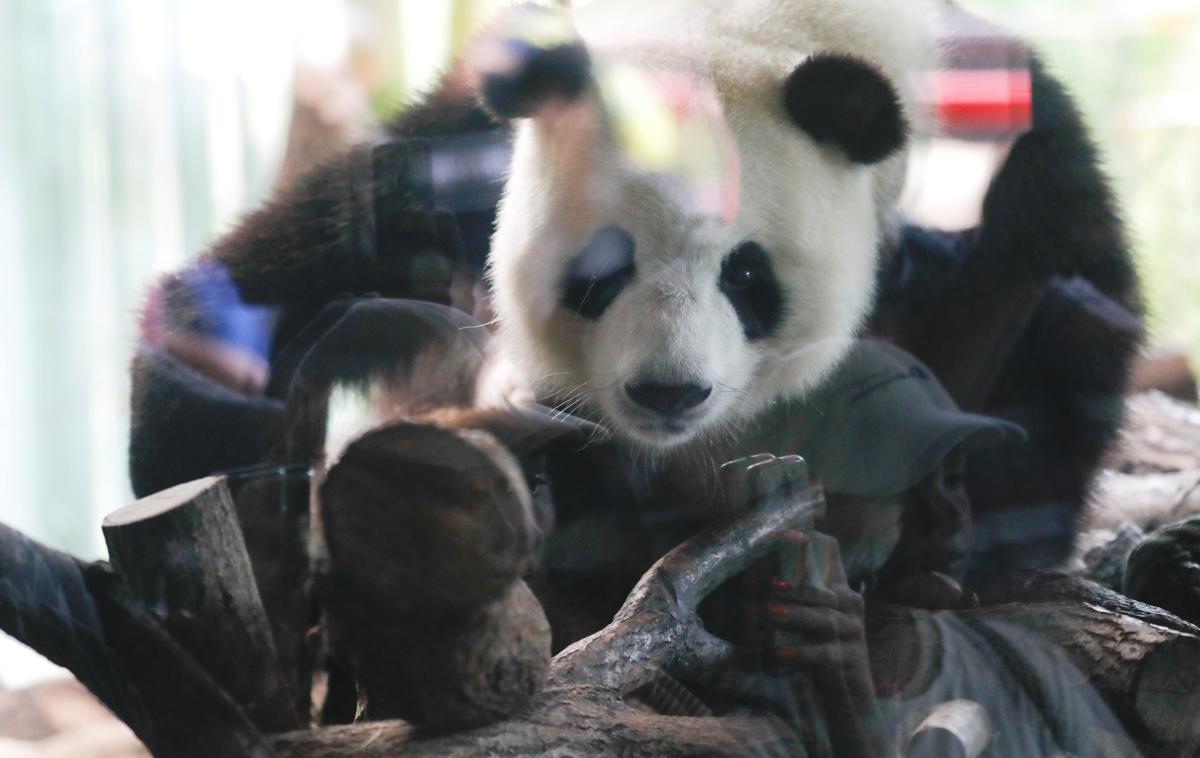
482 1 936 451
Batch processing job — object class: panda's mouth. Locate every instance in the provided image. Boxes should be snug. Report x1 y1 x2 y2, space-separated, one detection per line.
613 399 720 448
624 418 700 446
633 419 689 437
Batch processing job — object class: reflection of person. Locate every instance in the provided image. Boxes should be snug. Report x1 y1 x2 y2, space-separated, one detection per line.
721 341 1026 755
537 339 1033 756
699 341 1135 756
727 338 1027 600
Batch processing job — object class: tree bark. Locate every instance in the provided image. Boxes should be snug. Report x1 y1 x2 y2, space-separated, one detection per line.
975 572 1200 746
227 464 316 724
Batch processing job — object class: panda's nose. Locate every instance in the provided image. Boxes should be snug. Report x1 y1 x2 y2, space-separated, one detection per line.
625 381 712 416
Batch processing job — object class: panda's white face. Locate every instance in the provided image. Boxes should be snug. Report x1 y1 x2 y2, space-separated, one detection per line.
489 96 882 450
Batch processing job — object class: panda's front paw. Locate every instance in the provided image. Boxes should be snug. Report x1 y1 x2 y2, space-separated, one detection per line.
1124 516 1200 626
472 5 591 120
719 453 813 515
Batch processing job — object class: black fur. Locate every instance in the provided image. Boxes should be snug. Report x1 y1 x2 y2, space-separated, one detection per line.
869 55 1142 582
560 226 637 320
720 242 785 340
783 53 908 164
128 349 285 497
480 40 591 120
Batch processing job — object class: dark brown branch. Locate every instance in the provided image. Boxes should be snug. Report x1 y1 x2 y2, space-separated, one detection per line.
552 482 825 693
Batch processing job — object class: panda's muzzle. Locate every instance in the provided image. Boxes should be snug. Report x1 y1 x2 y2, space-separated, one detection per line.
624 381 712 417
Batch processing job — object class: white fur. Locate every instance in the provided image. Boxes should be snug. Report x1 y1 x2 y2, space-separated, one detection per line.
487 0 941 449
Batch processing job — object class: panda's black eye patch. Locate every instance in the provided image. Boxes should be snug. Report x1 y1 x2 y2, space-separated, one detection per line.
720 242 783 340
560 226 636 320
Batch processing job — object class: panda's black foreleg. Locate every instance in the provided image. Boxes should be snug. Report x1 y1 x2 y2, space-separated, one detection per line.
976 56 1136 309
128 349 285 497
872 51 1143 579
873 54 1141 412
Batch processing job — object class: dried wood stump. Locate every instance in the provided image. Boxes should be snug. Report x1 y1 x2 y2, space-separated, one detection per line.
318 422 550 730
102 476 300 732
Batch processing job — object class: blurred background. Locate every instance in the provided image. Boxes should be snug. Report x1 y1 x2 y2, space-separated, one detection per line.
0 0 1196 699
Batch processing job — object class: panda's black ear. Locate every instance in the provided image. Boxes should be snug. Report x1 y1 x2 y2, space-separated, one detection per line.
783 53 907 164
479 33 591 120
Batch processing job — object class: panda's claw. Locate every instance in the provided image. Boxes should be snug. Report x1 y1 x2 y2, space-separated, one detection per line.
719 453 770 508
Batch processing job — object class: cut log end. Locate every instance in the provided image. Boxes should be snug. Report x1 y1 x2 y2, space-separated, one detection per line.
1134 635 1200 742
102 475 224 528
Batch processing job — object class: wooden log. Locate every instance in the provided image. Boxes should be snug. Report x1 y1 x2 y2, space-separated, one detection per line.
226 464 316 724
0 522 146 734
1130 349 1198 404
102 477 300 732
273 707 799 758
84 565 280 758
979 570 1200 636
317 422 550 729
271 299 596 730
966 602 1200 746
1073 523 1146 591
1124 516 1200 627
1086 469 1200 534
1107 391 1200 475
326 580 551 731
973 572 1200 746
320 423 538 612
0 519 275 758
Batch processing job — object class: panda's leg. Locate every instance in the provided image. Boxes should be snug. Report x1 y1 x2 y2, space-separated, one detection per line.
960 58 1143 575
128 349 285 497
207 143 468 312
976 56 1138 311
874 54 1141 411
873 52 1144 580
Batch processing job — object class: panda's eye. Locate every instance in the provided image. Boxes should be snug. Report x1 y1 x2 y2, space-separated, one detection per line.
561 226 636 320
722 260 758 290
720 242 784 340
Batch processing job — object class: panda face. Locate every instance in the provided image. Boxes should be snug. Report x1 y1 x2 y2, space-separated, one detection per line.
571 219 764 448
490 107 882 449
483 0 936 451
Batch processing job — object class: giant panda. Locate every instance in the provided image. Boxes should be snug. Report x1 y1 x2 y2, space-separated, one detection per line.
472 0 1140 594
131 0 1139 634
